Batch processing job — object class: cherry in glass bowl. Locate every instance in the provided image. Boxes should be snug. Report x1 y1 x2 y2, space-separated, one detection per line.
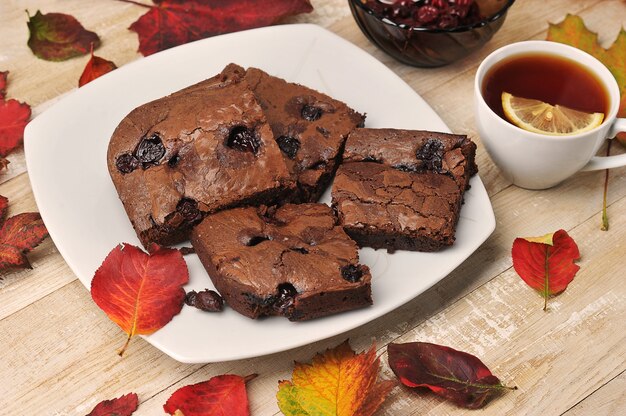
348 0 516 67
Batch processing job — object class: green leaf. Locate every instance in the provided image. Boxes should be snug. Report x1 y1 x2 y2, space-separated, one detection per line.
27 10 100 61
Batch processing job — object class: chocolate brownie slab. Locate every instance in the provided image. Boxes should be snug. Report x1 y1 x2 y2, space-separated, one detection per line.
332 128 477 252
190 203 372 321
107 64 294 247
245 67 365 202
343 128 477 191
332 162 463 252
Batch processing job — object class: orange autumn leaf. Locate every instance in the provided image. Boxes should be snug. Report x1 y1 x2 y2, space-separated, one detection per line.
91 243 188 356
78 45 117 87
277 340 394 416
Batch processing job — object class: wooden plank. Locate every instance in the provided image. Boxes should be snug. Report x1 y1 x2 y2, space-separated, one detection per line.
0 0 143 107
367 194 626 416
0 173 75 320
0 279 203 414
564 371 626 416
0 0 348 108
127 184 626 415
1 0 626 415
2 159 625 414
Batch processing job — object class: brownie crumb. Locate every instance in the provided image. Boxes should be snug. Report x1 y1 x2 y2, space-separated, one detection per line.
185 289 224 312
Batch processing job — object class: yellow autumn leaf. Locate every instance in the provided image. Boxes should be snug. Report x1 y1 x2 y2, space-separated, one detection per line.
547 14 626 118
522 232 555 246
277 341 394 416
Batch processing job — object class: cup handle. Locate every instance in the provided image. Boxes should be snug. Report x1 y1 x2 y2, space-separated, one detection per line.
581 118 626 171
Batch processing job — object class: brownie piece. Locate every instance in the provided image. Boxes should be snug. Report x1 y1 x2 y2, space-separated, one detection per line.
332 162 463 251
343 128 477 191
107 64 294 247
190 203 372 321
244 67 365 202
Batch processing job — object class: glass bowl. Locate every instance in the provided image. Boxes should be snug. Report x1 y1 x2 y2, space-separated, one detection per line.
348 0 516 67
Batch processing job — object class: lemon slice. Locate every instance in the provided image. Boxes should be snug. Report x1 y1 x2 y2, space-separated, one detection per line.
501 92 604 136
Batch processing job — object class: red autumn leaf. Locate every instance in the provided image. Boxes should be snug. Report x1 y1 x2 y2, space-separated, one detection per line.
0 196 8 222
0 98 32 157
0 69 32 157
121 0 313 56
387 342 515 409
0 71 7 99
0 194 49 270
91 243 189 356
79 46 118 87
512 229 581 310
27 10 100 61
86 392 139 416
163 374 257 416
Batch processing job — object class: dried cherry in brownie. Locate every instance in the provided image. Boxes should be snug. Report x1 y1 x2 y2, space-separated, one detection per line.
107 64 294 247
244 67 365 202
190 203 372 321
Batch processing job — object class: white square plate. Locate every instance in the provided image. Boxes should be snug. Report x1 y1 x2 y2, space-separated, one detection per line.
25 24 495 363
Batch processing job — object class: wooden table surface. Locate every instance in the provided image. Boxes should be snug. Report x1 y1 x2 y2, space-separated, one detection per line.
1 0 625 414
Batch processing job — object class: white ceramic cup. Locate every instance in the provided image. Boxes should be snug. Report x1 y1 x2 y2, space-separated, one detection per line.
474 41 626 189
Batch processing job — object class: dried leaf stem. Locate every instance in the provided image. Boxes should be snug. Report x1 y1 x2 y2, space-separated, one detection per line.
601 140 612 231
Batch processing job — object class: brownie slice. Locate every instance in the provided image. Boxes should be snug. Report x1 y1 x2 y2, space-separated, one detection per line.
190 203 372 321
332 128 477 252
107 64 294 247
343 128 477 191
244 67 365 202
332 162 462 252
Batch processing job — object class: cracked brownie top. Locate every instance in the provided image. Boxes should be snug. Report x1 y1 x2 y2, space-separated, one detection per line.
331 128 476 252
343 128 477 191
190 203 372 321
332 162 462 250
107 64 294 247
244 67 365 202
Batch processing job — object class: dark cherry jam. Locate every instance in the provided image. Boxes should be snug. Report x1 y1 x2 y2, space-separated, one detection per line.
361 0 481 29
